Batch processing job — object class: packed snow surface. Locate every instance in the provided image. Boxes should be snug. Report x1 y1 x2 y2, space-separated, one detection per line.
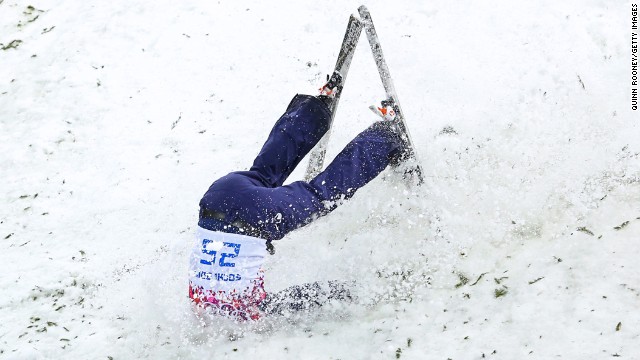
1 0 639 359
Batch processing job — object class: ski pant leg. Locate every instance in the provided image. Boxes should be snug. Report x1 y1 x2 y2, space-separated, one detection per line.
199 94 331 232
244 121 402 240
258 281 354 315
249 94 332 188
308 121 402 206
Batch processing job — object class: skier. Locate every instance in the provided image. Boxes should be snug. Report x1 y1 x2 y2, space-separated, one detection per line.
189 72 408 321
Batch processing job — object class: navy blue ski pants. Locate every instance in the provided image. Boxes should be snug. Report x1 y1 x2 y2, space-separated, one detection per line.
198 94 401 241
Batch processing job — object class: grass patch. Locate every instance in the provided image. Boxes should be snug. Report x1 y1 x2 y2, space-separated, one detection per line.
455 273 469 288
494 287 508 298
1 40 22 50
528 277 545 285
470 272 488 286
614 221 630 230
576 227 594 236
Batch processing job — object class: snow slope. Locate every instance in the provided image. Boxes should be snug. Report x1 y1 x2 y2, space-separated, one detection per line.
1 0 639 359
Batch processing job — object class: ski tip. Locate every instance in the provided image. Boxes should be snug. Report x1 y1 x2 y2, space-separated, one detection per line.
357 5 372 23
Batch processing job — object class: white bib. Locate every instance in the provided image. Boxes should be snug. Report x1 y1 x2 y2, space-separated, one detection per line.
189 226 268 294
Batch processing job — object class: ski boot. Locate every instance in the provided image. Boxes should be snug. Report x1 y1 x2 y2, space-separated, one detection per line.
369 99 397 121
369 99 412 166
317 71 343 109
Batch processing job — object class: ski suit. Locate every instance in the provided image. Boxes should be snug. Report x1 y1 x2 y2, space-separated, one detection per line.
189 94 402 320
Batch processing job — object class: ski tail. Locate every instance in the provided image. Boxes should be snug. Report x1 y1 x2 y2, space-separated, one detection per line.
304 15 364 182
358 5 425 186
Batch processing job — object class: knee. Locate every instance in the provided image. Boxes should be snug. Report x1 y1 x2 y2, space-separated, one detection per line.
358 122 403 155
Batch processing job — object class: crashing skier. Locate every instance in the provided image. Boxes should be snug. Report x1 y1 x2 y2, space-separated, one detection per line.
188 72 412 321
189 6 419 321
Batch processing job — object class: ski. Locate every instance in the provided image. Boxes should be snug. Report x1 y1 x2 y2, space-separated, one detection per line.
358 5 425 185
304 15 364 182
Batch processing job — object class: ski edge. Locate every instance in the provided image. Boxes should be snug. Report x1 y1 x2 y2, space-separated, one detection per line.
304 15 364 182
358 5 425 186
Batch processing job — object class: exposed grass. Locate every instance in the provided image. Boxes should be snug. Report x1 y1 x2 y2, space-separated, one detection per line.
470 272 488 286
528 277 545 285
494 287 508 298
1 40 22 50
576 227 594 236
455 273 469 288
614 221 629 230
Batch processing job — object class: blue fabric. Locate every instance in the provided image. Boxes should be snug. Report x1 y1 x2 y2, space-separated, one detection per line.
199 94 401 240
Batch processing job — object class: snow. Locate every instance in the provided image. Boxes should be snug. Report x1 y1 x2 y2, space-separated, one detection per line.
1 0 639 359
